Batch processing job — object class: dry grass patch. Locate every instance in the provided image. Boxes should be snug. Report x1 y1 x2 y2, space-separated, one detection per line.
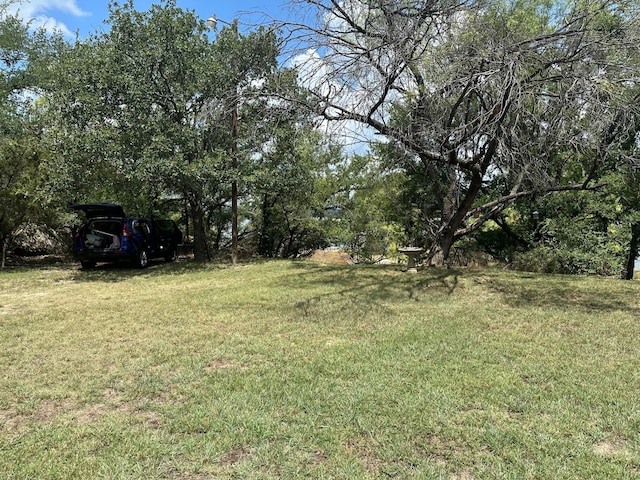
308 249 353 265
592 438 627 456
218 445 254 466
346 437 383 476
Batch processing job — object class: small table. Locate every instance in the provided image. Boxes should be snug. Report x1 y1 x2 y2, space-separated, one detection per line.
398 247 424 273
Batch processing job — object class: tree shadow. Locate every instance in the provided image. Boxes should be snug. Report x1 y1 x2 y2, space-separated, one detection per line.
7 255 638 315
0 254 73 272
282 262 462 317
477 270 640 314
68 258 225 283
286 262 640 316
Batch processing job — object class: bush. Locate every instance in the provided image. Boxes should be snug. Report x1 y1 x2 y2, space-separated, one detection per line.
10 224 70 256
511 245 623 276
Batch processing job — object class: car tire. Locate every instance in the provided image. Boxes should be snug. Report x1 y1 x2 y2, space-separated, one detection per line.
165 246 178 262
136 249 149 268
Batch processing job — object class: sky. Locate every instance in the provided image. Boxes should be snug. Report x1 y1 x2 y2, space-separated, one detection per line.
7 0 295 39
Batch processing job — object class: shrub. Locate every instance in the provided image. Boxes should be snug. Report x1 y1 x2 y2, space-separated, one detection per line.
10 224 70 256
512 244 623 276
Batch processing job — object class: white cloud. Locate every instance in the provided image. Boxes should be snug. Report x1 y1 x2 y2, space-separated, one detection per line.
292 48 378 153
29 15 73 36
9 0 89 18
7 0 90 36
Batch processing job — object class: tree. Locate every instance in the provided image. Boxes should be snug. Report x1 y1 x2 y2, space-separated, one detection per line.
0 134 48 267
286 0 640 265
248 128 339 257
621 171 640 280
327 152 405 261
42 0 279 262
0 2 62 267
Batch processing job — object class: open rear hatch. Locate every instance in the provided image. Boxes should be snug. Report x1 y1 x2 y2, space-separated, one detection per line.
71 203 126 219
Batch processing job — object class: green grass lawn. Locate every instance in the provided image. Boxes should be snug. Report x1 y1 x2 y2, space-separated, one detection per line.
1 259 640 479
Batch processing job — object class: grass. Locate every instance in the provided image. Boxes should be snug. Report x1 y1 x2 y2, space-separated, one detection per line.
1 259 640 479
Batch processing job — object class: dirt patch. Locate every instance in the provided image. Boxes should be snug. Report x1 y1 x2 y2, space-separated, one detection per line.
0 398 76 437
310 450 328 466
346 438 381 476
309 249 353 265
73 403 112 425
219 445 253 466
208 359 234 369
451 468 476 480
593 439 625 456
34 398 76 423
0 408 24 434
207 359 247 371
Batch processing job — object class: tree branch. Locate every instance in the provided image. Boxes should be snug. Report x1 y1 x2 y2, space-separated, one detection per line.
455 182 605 239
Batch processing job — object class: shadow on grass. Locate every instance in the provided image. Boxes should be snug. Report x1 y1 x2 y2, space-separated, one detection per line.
287 262 640 315
281 262 462 317
69 258 242 283
3 254 248 282
479 269 640 314
1 254 74 272
7 255 639 314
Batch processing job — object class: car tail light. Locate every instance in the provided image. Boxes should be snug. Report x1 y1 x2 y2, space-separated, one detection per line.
122 224 133 237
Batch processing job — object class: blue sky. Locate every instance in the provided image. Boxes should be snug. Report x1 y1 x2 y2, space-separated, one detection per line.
8 0 294 39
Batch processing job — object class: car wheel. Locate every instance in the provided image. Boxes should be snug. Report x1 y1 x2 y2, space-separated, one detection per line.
80 260 96 270
137 249 149 268
165 247 178 262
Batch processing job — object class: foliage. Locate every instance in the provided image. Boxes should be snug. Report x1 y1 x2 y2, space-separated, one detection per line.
505 179 639 275
248 128 339 257
3 0 640 274
329 153 405 261
0 133 48 264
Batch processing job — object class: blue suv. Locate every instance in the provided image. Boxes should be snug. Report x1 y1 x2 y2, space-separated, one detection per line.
72 203 183 269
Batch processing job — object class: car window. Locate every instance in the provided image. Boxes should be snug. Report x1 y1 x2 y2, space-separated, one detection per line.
132 220 151 235
91 220 122 234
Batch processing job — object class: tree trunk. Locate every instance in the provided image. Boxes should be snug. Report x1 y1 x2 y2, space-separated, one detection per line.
258 194 274 257
1 236 8 269
425 141 497 266
425 235 454 267
425 171 486 266
190 201 209 263
623 222 640 280
213 217 223 252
